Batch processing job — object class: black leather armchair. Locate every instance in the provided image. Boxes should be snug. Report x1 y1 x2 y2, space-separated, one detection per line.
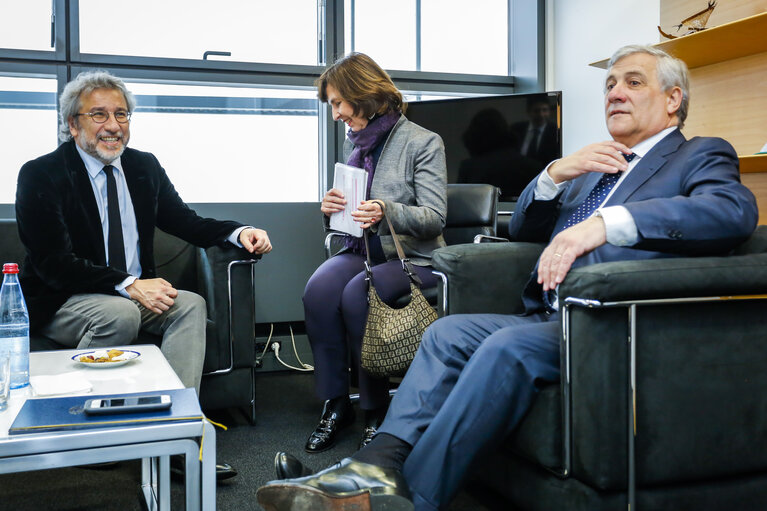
324 183 499 258
431 226 767 510
0 219 259 421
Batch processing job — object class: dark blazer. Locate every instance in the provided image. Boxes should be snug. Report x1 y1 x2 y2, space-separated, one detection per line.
509 130 759 311
15 140 243 329
510 121 561 168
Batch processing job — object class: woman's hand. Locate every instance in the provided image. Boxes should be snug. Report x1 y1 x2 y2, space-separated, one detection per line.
351 200 383 229
321 188 346 217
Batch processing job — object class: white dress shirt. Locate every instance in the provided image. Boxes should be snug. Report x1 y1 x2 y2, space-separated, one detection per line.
75 145 249 296
533 126 678 246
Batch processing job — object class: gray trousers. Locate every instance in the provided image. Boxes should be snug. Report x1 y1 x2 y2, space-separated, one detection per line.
40 291 207 391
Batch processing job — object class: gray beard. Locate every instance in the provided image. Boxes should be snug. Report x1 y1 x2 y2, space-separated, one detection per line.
76 132 127 165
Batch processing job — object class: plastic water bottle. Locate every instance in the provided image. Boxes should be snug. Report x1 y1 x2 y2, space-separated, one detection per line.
0 263 30 389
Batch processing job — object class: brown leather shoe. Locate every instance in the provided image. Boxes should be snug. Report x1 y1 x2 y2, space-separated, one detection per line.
257 457 413 511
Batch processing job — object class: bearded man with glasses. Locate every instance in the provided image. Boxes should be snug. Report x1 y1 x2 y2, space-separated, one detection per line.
15 70 273 482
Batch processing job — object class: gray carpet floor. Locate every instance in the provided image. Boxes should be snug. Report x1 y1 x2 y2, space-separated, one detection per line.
0 371 505 510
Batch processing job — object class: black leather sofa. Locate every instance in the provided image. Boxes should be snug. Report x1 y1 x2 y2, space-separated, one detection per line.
431 225 767 510
0 218 259 421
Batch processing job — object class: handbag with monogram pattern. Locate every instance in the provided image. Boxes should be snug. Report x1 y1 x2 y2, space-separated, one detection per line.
360 209 438 377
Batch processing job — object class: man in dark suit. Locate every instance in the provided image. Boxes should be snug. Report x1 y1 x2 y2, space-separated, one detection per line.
257 45 758 511
16 70 272 480
510 95 561 168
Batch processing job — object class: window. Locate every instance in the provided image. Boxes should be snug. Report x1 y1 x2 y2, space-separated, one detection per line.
345 0 416 71
126 82 319 203
0 76 58 203
421 0 508 75
0 1 534 206
0 0 53 51
79 0 319 65
346 0 508 74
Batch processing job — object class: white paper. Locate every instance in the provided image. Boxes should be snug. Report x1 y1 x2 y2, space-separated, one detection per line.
30 372 93 396
329 162 368 237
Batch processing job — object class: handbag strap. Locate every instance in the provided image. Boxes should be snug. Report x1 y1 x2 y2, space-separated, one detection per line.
363 200 424 288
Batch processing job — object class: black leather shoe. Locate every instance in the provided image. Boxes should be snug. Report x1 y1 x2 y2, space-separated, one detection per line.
305 399 356 453
359 425 378 450
274 452 314 479
170 455 238 482
257 457 413 511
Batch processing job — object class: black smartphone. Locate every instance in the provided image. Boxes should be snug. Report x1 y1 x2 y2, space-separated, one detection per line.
83 394 172 415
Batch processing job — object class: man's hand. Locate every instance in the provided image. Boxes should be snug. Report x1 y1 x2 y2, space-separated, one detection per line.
321 188 346 217
548 141 632 184
537 216 607 291
239 228 272 254
126 278 178 315
350 200 383 229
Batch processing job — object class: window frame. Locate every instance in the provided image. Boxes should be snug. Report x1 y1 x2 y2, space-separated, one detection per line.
0 0 544 207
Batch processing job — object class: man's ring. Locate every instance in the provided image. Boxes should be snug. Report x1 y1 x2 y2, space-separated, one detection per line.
554 253 562 257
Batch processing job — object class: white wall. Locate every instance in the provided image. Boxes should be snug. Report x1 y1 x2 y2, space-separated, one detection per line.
546 0 661 155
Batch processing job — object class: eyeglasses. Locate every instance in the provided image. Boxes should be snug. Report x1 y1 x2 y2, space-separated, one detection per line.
75 111 132 124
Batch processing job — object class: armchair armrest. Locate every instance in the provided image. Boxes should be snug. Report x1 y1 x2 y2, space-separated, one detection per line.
325 232 347 259
431 242 544 316
560 252 767 303
473 234 509 243
199 246 261 375
558 251 767 495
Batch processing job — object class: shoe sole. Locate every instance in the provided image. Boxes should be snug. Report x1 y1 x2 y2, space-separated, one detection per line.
257 483 413 511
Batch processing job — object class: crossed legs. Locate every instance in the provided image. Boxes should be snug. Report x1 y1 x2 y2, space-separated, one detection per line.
378 312 561 510
40 291 206 391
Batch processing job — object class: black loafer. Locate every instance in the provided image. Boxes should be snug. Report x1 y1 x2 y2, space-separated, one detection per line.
274 452 314 479
305 400 356 453
257 457 413 511
170 455 238 482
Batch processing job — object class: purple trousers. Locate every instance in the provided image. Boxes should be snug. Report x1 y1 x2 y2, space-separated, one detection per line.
303 252 438 410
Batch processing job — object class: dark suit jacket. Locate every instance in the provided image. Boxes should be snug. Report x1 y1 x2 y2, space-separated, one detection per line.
510 121 560 168
15 140 243 330
508 130 759 312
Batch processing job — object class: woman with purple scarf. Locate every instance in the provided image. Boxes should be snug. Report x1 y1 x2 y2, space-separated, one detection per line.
301 53 447 454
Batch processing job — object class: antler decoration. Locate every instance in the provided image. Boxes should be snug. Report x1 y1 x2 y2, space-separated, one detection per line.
658 0 717 39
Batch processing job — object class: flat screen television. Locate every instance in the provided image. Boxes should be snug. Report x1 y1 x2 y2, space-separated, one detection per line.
404 92 562 202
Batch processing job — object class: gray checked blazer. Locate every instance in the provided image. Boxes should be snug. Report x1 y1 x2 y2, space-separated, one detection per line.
341 114 448 265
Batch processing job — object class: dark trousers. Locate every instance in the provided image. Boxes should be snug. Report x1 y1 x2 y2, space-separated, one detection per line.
378 312 560 510
303 252 438 410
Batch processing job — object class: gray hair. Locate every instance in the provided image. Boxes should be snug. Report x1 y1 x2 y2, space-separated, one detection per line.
606 44 690 128
58 70 136 142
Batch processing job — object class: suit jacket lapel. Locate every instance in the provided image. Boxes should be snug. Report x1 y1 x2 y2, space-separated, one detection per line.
121 149 156 261
606 129 686 206
65 141 107 263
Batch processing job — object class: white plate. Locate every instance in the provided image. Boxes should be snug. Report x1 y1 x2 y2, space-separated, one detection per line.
72 349 141 368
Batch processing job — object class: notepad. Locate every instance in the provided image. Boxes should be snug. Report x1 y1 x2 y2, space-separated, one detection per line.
9 388 202 435
329 162 368 237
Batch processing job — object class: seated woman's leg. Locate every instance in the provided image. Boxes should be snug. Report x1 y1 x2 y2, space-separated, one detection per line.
303 253 367 452
304 253 367 400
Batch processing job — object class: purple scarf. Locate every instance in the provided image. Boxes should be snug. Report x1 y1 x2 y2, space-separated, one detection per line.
346 110 402 199
343 111 401 252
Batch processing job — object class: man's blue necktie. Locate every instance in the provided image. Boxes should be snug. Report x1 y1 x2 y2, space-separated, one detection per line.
542 152 636 312
562 152 636 229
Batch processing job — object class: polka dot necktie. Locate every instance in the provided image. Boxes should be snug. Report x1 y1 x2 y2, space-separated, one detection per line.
563 152 636 229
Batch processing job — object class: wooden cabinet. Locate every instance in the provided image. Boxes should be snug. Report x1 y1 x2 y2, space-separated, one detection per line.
591 3 767 223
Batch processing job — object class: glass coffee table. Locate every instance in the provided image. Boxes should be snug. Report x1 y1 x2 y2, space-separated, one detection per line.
0 344 215 510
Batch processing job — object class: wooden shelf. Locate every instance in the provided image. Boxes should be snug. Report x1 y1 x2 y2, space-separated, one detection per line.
590 11 767 69
740 154 767 173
